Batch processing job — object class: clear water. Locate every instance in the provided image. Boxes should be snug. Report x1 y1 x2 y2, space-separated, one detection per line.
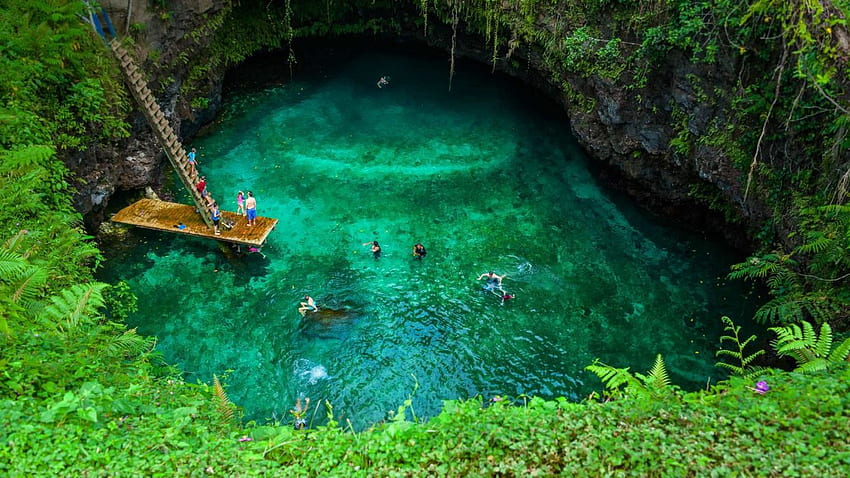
98 48 757 429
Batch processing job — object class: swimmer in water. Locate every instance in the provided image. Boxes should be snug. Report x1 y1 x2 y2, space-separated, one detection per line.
290 397 310 430
377 76 390 88
412 243 427 259
298 295 319 316
477 271 504 291
363 241 382 259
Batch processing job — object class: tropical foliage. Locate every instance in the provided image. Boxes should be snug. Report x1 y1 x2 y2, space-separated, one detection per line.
770 321 850 373
585 354 676 402
715 316 766 379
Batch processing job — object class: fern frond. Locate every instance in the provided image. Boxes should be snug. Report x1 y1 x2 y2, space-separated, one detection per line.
813 204 850 217
813 322 833 359
644 354 670 390
39 282 107 333
827 336 850 363
739 365 768 381
801 321 818 345
796 358 829 374
739 348 765 367
0 145 55 170
715 361 745 375
755 296 804 325
586 361 632 390
104 328 154 358
0 248 27 281
715 348 741 359
212 374 235 425
794 233 831 255
10 265 48 304
728 254 783 280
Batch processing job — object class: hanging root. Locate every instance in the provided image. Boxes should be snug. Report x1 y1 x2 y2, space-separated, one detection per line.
449 1 458 91
744 46 787 201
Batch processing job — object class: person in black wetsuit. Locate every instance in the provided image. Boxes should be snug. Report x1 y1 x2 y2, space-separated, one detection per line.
412 243 427 259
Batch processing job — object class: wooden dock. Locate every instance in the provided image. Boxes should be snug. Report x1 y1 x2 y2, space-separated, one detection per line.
111 198 277 247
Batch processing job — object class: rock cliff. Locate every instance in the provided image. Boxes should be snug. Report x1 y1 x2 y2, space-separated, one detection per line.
77 1 753 248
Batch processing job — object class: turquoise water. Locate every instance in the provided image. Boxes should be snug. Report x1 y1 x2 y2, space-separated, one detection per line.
99 49 756 429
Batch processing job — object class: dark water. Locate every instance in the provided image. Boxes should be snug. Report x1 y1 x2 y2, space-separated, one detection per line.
98 47 757 429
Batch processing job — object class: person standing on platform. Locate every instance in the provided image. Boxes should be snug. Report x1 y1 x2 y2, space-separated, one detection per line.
236 190 246 216
211 202 221 235
245 191 257 227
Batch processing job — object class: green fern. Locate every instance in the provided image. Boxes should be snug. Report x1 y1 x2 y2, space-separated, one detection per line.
0 248 28 281
104 328 154 358
728 253 787 280
585 360 640 395
10 265 49 304
715 316 765 379
0 145 55 169
212 374 236 426
753 295 805 325
770 321 850 373
37 282 107 334
794 232 831 255
586 354 675 401
635 354 670 391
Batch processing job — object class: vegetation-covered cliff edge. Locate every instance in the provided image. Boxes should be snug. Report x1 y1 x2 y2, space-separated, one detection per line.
2 0 849 475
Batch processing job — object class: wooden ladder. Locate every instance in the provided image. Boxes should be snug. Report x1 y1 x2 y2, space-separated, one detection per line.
109 38 216 229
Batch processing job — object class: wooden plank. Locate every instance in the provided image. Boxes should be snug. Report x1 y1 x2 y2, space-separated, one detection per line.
111 198 277 247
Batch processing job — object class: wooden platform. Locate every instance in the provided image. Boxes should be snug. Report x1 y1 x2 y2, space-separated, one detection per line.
111 198 277 247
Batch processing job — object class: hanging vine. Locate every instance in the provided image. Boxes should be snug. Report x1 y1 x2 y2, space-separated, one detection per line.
448 0 458 91
489 2 499 73
283 0 297 79
420 0 428 36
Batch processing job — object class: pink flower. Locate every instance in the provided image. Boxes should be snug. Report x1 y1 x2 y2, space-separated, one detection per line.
238 436 253 442
754 381 769 394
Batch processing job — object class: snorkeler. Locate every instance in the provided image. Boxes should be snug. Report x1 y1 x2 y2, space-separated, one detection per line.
298 295 319 316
